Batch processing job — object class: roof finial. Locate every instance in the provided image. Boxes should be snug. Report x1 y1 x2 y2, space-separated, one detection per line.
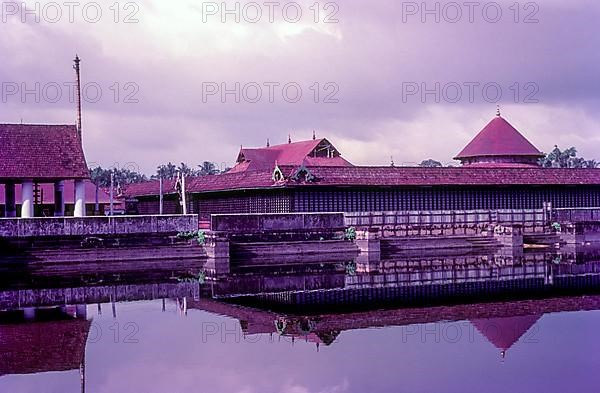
288 134 292 144
266 138 270 147
312 130 316 140
496 105 501 117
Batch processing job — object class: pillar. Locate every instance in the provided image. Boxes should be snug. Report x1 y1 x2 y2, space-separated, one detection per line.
21 180 34 218
54 180 65 216
74 179 86 217
4 182 16 217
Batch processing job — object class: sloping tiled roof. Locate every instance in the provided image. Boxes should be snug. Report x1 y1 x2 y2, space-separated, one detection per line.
229 138 352 173
455 116 543 159
124 166 600 197
0 124 89 180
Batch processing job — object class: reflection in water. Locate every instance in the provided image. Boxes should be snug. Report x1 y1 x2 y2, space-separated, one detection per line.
0 306 89 377
1 246 600 392
471 315 542 359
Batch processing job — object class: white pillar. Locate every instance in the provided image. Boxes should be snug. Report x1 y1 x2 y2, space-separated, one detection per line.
21 180 34 218
74 179 86 217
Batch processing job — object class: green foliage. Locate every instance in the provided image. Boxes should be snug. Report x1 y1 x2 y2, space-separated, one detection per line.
91 161 228 187
176 230 206 245
89 166 148 188
344 227 357 241
346 260 357 276
540 146 598 168
153 161 225 180
177 270 206 283
419 159 443 168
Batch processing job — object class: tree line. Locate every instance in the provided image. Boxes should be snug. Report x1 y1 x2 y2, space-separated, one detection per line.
89 161 229 188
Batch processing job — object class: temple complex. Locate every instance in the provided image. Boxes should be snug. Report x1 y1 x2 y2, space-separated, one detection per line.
124 113 600 222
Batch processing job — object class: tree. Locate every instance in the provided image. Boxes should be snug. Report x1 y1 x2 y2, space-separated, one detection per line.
89 166 147 187
177 162 195 177
198 161 219 176
540 146 598 168
155 162 178 180
419 159 443 168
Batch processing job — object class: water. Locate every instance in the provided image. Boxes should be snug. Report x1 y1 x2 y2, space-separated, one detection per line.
1 247 600 393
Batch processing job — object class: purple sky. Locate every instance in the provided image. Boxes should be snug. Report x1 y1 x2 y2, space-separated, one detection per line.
1 0 599 174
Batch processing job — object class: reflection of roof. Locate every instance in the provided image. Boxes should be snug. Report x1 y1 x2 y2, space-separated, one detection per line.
455 116 543 159
124 166 600 197
0 124 89 180
0 319 91 376
471 315 542 352
0 179 111 204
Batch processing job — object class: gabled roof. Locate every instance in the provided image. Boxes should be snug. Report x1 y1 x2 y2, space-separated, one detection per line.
229 138 352 173
0 124 89 180
455 116 543 159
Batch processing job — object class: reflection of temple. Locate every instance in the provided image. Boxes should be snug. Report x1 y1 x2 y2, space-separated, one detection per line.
0 306 90 386
0 279 201 390
471 315 542 359
190 295 600 356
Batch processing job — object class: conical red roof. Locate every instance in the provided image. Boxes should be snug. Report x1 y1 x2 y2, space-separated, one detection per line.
455 116 543 159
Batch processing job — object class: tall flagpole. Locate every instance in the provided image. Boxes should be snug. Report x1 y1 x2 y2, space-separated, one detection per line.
181 174 187 215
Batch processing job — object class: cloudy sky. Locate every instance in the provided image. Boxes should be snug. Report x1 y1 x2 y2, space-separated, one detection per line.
1 0 599 174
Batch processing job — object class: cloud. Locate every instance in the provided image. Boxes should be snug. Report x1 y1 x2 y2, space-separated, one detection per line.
1 0 599 173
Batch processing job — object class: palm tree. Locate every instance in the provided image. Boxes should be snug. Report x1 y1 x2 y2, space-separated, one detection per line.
198 161 219 176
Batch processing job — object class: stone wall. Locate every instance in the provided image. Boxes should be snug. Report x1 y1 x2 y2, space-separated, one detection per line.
211 212 345 233
0 215 198 238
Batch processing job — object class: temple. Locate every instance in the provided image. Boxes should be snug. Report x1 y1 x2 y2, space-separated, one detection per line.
0 124 89 218
454 111 544 167
124 113 600 222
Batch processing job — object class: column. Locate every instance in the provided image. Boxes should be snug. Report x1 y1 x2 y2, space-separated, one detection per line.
54 180 65 216
4 182 16 217
21 180 34 218
74 179 86 217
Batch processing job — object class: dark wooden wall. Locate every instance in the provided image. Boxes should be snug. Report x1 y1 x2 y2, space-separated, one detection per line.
292 186 600 212
133 185 600 218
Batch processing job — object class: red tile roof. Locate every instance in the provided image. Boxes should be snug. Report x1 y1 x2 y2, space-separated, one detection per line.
124 166 600 197
229 138 352 173
0 124 89 180
455 116 543 159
